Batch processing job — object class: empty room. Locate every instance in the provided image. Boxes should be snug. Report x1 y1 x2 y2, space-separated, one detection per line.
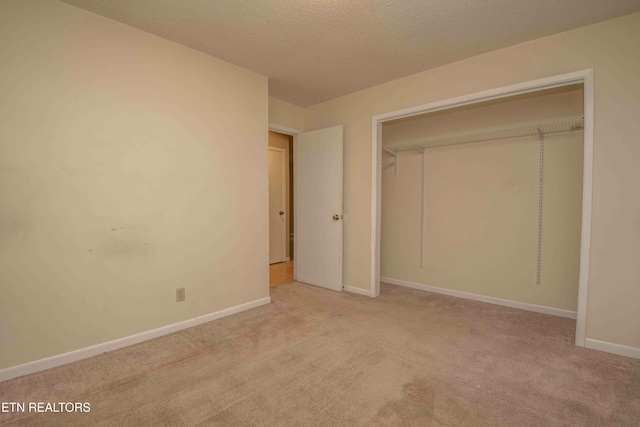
1 1 639 426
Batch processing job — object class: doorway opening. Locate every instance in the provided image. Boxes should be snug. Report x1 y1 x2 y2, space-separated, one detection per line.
371 70 594 347
268 129 295 287
268 124 345 293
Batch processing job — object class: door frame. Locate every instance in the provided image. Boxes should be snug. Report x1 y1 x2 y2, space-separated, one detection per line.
269 124 302 279
268 146 288 264
370 69 594 347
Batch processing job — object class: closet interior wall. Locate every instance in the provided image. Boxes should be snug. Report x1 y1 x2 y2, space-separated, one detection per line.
381 86 584 312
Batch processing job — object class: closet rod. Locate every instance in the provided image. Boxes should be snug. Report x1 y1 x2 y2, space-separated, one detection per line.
384 116 584 153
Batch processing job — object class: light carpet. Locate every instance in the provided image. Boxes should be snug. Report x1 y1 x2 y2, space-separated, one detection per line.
1 282 639 426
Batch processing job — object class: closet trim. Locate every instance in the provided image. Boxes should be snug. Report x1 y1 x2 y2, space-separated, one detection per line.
371 69 594 348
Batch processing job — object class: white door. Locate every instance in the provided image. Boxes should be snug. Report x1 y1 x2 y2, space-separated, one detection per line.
269 147 287 264
295 126 343 291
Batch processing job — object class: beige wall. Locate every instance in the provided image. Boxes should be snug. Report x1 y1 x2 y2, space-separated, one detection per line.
381 89 584 311
305 12 640 349
269 97 305 131
268 131 292 258
0 0 269 369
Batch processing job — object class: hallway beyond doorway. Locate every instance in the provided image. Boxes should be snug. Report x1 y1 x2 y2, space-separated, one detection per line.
270 261 293 288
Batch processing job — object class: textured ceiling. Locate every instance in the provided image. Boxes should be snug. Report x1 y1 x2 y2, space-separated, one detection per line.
60 0 640 107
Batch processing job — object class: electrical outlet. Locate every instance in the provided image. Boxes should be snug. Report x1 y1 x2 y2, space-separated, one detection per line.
176 287 185 302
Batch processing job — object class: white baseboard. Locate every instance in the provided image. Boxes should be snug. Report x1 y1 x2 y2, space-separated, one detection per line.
343 285 371 297
381 277 577 319
0 296 271 383
585 338 640 359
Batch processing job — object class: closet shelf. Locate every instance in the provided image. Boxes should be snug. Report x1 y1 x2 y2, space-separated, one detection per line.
383 115 584 154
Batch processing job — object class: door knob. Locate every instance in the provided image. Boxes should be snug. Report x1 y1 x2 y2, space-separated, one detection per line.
333 215 340 221
279 211 284 215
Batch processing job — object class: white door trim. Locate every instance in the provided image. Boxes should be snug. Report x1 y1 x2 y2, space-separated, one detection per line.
371 69 594 347
269 123 302 136
269 147 287 264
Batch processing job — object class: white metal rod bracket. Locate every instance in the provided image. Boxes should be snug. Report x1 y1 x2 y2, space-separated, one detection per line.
419 150 425 268
383 148 398 175
536 128 544 286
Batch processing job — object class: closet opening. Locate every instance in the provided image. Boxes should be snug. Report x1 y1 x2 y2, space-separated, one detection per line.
371 70 593 346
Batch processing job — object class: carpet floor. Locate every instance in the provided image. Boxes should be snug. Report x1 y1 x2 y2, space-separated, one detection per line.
1 282 639 426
